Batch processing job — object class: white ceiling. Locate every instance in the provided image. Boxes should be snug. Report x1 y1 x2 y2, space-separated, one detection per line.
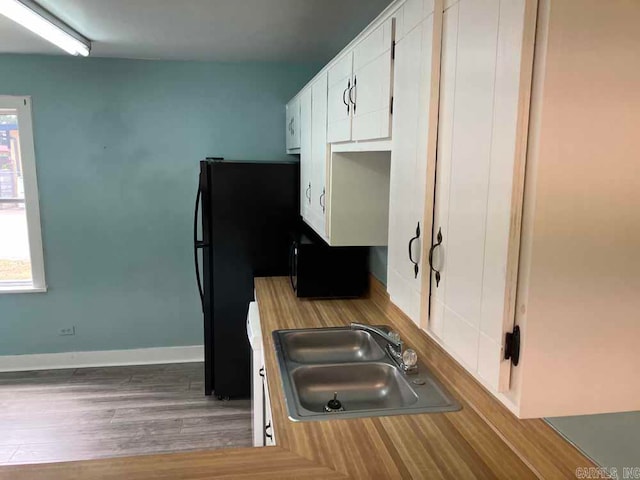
0 0 392 62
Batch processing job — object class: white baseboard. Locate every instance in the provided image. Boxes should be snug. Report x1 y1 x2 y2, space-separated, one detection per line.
0 345 204 372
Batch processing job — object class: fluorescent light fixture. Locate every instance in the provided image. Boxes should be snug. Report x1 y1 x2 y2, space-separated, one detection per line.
0 0 91 56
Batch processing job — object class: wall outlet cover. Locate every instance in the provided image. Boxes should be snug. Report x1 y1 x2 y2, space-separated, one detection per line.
59 326 76 336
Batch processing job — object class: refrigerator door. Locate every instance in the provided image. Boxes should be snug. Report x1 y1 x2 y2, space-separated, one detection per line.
198 163 215 395
200 160 298 399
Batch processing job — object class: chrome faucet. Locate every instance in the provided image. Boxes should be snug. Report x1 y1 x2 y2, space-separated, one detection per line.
350 323 418 374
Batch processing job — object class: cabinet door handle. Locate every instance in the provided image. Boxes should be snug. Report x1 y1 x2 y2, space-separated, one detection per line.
259 366 265 378
265 422 273 440
343 80 351 114
305 182 311 203
428 227 443 287
319 187 325 213
349 76 357 114
408 222 421 279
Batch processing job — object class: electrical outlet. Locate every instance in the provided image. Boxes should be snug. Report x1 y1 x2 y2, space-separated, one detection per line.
59 326 76 336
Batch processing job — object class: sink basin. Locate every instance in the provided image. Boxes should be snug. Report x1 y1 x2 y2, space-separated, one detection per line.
273 326 461 421
282 329 386 363
293 363 418 412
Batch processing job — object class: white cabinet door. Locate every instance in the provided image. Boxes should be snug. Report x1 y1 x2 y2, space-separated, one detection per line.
309 72 329 238
429 0 530 391
285 100 293 150
323 19 395 145
351 18 395 141
387 12 435 325
285 97 300 151
299 88 312 219
247 302 265 447
432 0 497 377
327 53 353 143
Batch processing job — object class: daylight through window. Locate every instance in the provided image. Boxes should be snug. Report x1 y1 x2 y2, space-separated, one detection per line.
0 96 45 292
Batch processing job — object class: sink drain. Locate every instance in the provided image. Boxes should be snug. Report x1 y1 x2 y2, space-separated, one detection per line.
324 392 345 413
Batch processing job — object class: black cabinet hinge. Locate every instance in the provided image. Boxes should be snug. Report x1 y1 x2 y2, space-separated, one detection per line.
504 325 521 366
390 96 394 115
391 41 396 60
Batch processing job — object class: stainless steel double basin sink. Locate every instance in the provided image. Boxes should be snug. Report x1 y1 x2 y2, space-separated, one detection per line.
273 326 461 421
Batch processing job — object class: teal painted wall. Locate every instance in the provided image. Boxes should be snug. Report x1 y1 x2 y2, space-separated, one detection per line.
0 54 319 355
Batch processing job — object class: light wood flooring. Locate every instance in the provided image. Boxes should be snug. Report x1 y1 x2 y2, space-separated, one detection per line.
0 362 251 465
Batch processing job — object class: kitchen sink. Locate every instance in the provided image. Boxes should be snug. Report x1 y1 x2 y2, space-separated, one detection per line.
281 329 386 363
273 326 461 421
293 363 418 412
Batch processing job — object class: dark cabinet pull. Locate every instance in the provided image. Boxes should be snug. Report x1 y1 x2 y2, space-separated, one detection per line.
319 187 326 213
408 222 421 279
305 182 311 203
259 366 265 378
349 76 357 114
265 422 273 440
428 227 443 287
343 80 351 114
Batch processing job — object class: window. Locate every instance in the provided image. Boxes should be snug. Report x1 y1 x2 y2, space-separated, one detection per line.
0 96 46 293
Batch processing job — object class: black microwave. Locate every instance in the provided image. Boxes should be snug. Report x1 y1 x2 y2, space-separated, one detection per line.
289 231 369 298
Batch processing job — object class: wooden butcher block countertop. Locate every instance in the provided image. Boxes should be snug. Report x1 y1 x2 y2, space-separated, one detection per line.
1 277 594 479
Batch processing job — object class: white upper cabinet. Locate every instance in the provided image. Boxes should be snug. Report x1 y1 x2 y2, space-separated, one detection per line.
292 10 397 246
308 72 329 238
285 96 300 152
327 53 354 144
299 89 312 219
505 0 640 419
428 0 531 393
326 18 395 145
396 0 436 40
351 18 395 141
387 3 436 325
295 37 393 248
299 75 330 243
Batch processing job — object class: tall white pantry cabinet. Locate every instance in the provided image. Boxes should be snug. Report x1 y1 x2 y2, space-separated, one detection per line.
285 0 640 419
387 2 439 325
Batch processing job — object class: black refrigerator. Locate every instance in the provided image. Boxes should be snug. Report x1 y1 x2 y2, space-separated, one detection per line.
194 159 299 399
